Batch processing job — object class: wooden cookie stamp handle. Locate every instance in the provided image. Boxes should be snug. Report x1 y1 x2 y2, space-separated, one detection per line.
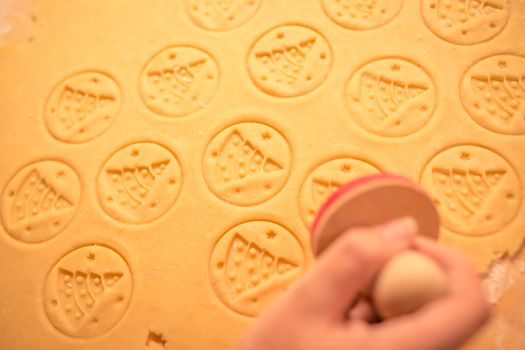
372 250 447 319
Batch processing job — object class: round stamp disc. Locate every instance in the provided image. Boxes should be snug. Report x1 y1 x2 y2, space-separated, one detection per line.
311 174 440 256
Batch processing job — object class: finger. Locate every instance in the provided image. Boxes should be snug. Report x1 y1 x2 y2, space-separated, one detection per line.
369 238 489 350
414 237 484 294
414 237 488 320
348 299 377 324
289 217 417 322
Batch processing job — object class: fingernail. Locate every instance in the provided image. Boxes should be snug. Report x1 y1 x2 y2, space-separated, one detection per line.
380 216 418 241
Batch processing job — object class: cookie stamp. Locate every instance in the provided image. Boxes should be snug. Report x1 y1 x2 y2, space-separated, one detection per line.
203 122 291 206
420 145 521 236
461 54 525 135
247 25 332 97
44 71 121 143
1 160 81 243
209 220 305 316
140 46 219 117
299 158 380 229
345 58 436 137
44 245 132 338
321 0 403 30
421 0 509 45
97 142 182 224
186 0 261 31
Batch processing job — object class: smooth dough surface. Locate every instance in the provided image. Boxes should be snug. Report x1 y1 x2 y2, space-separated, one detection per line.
0 1 524 349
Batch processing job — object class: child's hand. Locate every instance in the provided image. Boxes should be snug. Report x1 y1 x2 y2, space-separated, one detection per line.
236 218 489 350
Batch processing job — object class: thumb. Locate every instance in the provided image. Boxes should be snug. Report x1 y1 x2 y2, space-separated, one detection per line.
290 217 417 322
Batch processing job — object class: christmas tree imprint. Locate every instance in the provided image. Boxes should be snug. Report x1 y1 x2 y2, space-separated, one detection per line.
98 143 182 223
359 72 429 122
422 0 510 45
105 160 170 208
141 47 219 117
311 177 344 208
249 25 331 97
431 0 505 29
55 268 123 331
215 130 283 187
322 0 403 30
209 221 304 316
45 245 132 337
431 167 506 222
45 72 121 143
146 59 207 106
299 158 381 229
53 85 116 137
204 122 291 206
470 74 525 126
188 0 261 30
11 169 73 227
207 0 247 21
254 37 317 87
223 233 297 299
329 0 382 17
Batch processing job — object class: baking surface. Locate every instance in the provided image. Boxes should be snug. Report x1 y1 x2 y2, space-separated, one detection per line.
0 1 524 349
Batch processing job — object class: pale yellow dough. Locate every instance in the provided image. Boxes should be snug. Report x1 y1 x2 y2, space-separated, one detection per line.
0 0 525 349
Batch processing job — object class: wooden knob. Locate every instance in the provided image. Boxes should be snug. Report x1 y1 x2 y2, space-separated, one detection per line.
373 251 447 319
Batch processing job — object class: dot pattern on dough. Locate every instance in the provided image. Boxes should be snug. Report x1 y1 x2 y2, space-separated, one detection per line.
321 0 403 30
44 245 132 338
420 145 521 236
186 0 261 31
299 158 381 229
44 71 121 143
97 142 182 224
247 25 332 97
421 0 509 45
203 122 291 206
461 54 525 135
140 46 219 117
209 220 305 317
345 58 436 137
0 160 80 243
